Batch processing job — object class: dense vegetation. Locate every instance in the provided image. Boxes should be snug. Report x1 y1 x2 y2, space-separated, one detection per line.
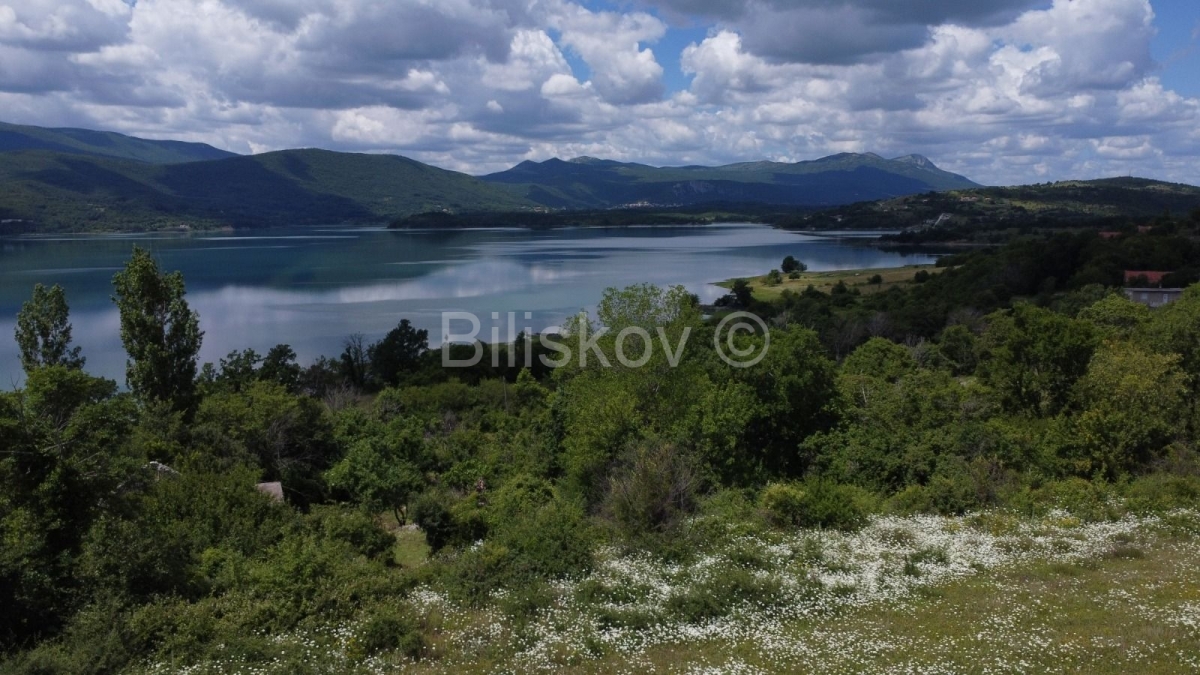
389 204 815 229
3 217 1200 672
789 177 1200 239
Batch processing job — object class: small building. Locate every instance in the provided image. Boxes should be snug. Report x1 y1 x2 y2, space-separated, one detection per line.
1099 231 1122 239
1124 270 1169 287
1124 288 1184 308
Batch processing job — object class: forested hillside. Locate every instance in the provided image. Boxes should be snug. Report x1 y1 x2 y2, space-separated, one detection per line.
0 121 237 165
3 215 1200 671
792 178 1200 236
0 149 533 232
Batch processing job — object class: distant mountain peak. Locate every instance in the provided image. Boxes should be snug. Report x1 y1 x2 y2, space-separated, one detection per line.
568 156 603 164
893 154 935 168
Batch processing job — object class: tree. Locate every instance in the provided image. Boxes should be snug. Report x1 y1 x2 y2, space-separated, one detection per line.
339 333 370 390
260 344 302 393
368 319 429 387
977 303 1098 416
112 247 203 414
765 269 784 286
14 284 84 374
730 278 754 307
781 255 806 274
1064 341 1187 478
325 437 425 524
842 337 917 383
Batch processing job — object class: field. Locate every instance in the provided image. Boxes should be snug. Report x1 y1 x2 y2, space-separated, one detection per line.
141 508 1200 674
717 264 944 300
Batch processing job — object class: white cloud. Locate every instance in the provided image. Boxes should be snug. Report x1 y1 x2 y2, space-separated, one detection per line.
0 0 1196 185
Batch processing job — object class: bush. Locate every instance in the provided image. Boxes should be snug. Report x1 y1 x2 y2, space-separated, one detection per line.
1124 473 1200 514
347 605 425 660
759 479 875 531
410 491 457 552
664 568 784 622
493 497 596 581
604 443 697 544
1009 478 1124 521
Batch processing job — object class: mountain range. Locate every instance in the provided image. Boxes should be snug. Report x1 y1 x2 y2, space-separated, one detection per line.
0 121 980 232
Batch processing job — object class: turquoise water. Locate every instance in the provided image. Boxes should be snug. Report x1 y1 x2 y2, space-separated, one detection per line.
0 224 938 385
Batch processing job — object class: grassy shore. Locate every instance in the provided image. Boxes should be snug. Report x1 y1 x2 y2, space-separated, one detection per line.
716 264 945 300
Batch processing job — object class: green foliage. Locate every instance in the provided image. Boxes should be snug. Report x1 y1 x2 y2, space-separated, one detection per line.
326 434 426 522
347 605 425 660
664 567 786 623
14 283 84 374
724 327 841 481
759 479 874 530
1124 473 1200 514
1078 294 1151 340
410 491 458 553
368 319 429 387
765 269 784 285
781 255 806 274
842 337 917 382
112 247 203 414
729 278 754 307
978 303 1099 416
192 381 336 502
938 324 978 375
9 254 1200 671
1059 341 1187 479
604 442 698 545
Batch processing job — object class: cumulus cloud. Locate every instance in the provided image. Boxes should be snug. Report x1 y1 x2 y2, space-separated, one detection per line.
0 0 1196 185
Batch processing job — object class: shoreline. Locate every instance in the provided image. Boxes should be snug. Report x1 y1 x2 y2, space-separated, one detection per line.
714 263 945 300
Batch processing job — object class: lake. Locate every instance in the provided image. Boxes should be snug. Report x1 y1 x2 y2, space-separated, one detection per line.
0 224 939 386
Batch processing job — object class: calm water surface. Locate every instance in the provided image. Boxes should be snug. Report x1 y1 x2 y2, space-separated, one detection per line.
0 224 938 385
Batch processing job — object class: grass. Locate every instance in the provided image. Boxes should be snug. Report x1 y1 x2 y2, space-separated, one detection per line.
715 538 1197 674
139 510 1200 674
717 264 944 300
379 511 431 569
489 529 1200 674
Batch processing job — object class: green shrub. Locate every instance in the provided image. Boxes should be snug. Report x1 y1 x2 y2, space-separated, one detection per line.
347 605 425 661
1009 478 1124 521
1124 473 1200 514
493 497 596 581
305 506 394 559
664 568 784 622
759 479 875 531
604 442 697 545
759 482 807 527
410 490 459 552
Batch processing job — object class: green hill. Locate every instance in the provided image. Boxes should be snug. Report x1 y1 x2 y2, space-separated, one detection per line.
481 152 979 208
794 178 1200 234
0 120 237 164
0 148 534 232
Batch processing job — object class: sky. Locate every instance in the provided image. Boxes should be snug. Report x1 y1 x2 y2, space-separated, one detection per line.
0 0 1198 185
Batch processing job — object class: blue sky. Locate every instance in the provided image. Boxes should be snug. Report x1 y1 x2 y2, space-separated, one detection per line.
1152 0 1200 96
0 0 1197 185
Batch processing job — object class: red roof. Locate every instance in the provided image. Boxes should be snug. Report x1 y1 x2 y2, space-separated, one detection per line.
1124 271 1169 286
